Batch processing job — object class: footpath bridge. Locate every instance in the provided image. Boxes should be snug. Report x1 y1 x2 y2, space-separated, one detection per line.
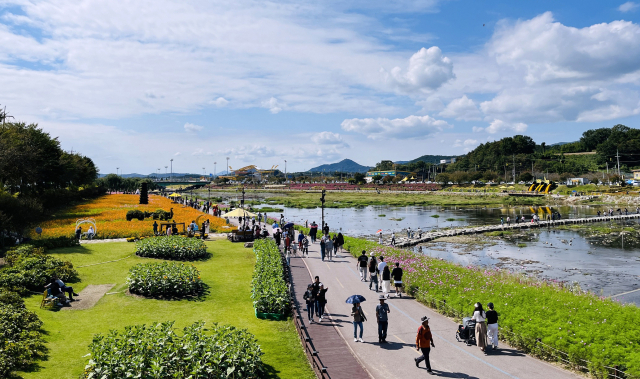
394 213 640 247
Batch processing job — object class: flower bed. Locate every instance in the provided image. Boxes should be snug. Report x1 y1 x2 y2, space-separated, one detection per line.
135 235 208 260
341 239 640 377
251 239 290 316
83 321 264 378
127 262 204 298
29 194 233 240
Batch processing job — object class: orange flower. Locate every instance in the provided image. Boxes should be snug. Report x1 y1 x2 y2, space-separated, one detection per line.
32 194 235 239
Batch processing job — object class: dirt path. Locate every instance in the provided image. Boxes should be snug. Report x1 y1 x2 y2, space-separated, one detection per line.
62 284 115 311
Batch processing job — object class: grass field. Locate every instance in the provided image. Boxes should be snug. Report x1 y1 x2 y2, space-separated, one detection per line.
15 240 314 379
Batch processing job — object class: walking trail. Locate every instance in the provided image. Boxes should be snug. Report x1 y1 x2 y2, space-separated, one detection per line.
240 216 582 379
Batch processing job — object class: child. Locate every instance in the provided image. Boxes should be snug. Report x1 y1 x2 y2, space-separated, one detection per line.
292 239 298 255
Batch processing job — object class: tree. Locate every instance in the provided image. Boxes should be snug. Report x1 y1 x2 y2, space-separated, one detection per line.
518 172 533 182
436 173 450 186
372 175 383 182
353 173 365 184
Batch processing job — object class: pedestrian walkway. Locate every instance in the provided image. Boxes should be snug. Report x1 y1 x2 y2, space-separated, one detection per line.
229 216 580 378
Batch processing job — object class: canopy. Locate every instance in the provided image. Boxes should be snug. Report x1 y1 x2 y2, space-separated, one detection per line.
224 208 258 218
168 193 182 198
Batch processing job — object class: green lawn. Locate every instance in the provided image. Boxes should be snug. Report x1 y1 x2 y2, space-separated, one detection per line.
15 240 314 379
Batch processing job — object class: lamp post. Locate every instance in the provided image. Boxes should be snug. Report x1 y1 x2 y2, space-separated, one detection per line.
116 167 119 176
157 168 160 180
164 166 168 181
170 159 173 181
320 189 326 233
214 161 217 179
284 160 287 183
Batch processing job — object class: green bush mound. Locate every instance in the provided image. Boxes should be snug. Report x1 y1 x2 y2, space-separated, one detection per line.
127 262 204 298
0 245 78 294
0 289 46 377
83 321 264 379
135 235 208 260
251 239 290 315
28 236 79 250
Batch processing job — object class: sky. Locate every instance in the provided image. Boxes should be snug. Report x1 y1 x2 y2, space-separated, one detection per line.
2 0 640 174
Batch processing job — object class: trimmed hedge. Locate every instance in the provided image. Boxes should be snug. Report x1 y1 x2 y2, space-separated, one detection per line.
135 235 208 260
83 321 264 378
127 262 204 298
0 245 78 294
29 236 79 250
251 239 290 315
0 291 46 377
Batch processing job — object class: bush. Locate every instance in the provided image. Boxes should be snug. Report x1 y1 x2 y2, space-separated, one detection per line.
83 321 263 379
0 302 46 377
127 262 204 298
135 235 208 260
251 239 290 315
0 289 25 308
28 236 79 250
126 209 145 221
0 245 78 294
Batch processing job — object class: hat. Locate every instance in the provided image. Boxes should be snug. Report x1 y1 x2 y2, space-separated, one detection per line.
379 295 386 300
370 252 375 257
421 316 430 322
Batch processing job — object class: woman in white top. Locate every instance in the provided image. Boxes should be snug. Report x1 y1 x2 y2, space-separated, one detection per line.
472 302 488 352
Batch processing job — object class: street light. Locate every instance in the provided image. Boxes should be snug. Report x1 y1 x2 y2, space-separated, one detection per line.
214 162 217 178
284 160 287 183
226 157 229 175
320 189 326 233
116 167 119 176
170 159 173 181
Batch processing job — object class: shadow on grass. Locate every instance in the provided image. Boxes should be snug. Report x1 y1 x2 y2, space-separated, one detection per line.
45 244 92 255
262 363 280 379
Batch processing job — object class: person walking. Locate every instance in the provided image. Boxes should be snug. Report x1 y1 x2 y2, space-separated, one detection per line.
336 232 344 255
303 284 316 323
153 221 158 236
391 232 396 246
310 222 318 243
357 251 368 281
368 255 379 291
302 235 309 256
351 302 367 342
414 316 435 374
325 234 334 261
298 230 305 250
311 276 321 318
506 216 510 226
316 284 328 322
378 233 383 245
377 256 387 277
381 265 391 299
320 233 327 261
472 302 488 353
417 226 422 238
391 262 403 297
274 229 281 246
486 302 499 350
500 217 504 226
376 295 390 343
407 226 412 239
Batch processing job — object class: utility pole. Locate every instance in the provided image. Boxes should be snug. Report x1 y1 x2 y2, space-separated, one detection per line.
320 189 326 231
214 161 217 179
284 160 287 183
170 159 173 181
616 150 621 176
512 154 516 183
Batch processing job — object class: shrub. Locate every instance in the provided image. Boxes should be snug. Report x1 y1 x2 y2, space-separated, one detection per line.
0 289 25 308
135 235 208 260
83 321 263 379
251 239 290 315
0 302 46 377
127 262 204 298
126 209 145 221
28 236 79 250
0 245 78 294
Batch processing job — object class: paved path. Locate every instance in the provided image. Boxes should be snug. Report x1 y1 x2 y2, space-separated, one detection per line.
231 217 581 378
297 245 581 379
62 284 115 311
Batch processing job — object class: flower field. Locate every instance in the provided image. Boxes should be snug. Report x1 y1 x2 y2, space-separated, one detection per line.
31 194 233 240
341 237 640 377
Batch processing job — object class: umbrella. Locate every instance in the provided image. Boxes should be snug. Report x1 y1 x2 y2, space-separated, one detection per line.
283 222 295 229
224 208 258 218
345 295 366 304
375 229 382 234
168 193 181 197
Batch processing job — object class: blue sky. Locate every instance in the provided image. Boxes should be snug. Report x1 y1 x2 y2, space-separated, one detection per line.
1 0 640 174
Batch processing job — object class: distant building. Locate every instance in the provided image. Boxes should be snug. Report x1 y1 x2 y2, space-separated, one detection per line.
450 157 456 163
566 178 590 186
632 169 640 180
439 159 447 164
365 170 412 183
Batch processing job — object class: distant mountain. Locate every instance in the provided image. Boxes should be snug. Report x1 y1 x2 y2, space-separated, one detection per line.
394 161 409 164
98 172 205 178
548 142 571 147
308 159 371 173
409 154 459 164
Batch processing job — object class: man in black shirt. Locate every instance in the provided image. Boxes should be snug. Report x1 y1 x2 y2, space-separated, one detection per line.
486 302 499 350
391 262 404 297
357 250 369 282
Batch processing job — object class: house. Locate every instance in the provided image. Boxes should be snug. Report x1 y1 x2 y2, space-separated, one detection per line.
632 169 640 180
566 178 590 186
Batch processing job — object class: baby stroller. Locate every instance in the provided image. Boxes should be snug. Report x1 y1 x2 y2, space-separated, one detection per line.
456 317 476 346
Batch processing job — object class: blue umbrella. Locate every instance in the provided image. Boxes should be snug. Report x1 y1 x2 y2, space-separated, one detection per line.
345 295 366 304
284 222 295 229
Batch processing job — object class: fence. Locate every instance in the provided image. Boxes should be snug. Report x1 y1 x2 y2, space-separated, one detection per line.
415 292 637 379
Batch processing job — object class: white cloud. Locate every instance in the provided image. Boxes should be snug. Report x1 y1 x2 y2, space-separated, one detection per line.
619 2 639 12
484 120 528 134
439 95 481 120
341 114 452 139
224 145 276 161
261 97 285 114
463 138 478 146
472 126 484 133
382 47 454 93
184 123 204 132
311 131 348 147
210 97 229 107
